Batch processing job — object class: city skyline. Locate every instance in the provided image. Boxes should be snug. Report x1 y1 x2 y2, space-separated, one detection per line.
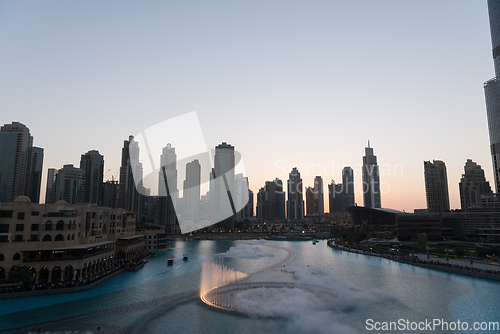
0 1 494 212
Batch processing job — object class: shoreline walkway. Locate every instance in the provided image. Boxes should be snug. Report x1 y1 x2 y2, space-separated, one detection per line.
327 240 500 282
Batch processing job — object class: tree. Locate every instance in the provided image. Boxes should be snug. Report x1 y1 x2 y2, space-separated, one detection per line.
8 266 32 284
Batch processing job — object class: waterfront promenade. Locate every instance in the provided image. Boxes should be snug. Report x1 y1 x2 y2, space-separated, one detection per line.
327 240 500 281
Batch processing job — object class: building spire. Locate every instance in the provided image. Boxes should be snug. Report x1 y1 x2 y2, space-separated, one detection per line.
368 139 370 148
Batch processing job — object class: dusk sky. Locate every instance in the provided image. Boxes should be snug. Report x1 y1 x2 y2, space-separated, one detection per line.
0 0 494 212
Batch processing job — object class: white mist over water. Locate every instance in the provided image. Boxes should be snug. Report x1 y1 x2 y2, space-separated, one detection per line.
234 266 398 334
216 245 275 259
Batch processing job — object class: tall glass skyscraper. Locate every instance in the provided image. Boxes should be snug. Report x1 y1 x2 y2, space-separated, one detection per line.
484 0 500 192
0 122 43 203
362 142 381 209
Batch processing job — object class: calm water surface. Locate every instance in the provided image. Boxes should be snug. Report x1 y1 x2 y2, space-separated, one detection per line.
0 239 499 333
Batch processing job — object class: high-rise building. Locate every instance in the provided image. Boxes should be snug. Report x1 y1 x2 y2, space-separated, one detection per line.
234 174 252 221
257 179 285 221
103 180 119 208
0 122 43 203
28 146 44 203
213 142 236 226
45 168 58 204
314 176 324 217
341 167 355 211
287 167 304 220
54 164 85 204
182 159 201 223
305 186 315 216
484 0 500 192
305 176 324 218
362 141 381 208
328 180 343 213
158 143 178 233
118 136 143 214
424 160 450 213
80 150 104 205
459 159 492 212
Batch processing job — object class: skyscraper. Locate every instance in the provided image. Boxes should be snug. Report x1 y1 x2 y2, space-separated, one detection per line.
28 146 44 204
362 142 381 208
158 143 178 232
306 176 324 217
459 159 492 212
287 167 304 220
424 160 450 213
0 122 43 203
182 159 201 223
118 136 143 214
341 166 355 211
485 0 500 192
213 142 236 226
257 179 285 221
45 168 58 204
53 164 85 204
234 174 252 221
328 180 343 213
80 150 104 205
314 176 324 218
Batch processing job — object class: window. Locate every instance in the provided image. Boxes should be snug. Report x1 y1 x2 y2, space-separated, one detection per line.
0 254 3 261
55 234 64 241
56 221 64 230
13 253 20 261
0 211 13 218
17 212 25 220
42 234 52 241
30 235 39 242
31 224 39 232
15 224 24 232
45 222 53 231
0 236 8 242
0 224 8 233
14 235 23 242
31 211 39 216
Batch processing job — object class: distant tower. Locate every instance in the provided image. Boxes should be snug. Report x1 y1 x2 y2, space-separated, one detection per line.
287 167 304 220
341 167 355 211
314 176 324 217
234 174 252 221
80 150 104 205
182 159 201 223
0 122 43 203
158 143 178 233
259 179 285 221
328 180 343 213
28 146 44 203
459 159 492 211
484 0 500 192
424 160 450 213
54 164 85 204
118 135 143 214
213 142 236 226
45 168 58 204
362 141 381 208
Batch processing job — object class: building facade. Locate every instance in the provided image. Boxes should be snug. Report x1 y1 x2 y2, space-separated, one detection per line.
287 167 304 220
0 196 145 284
424 160 450 213
80 150 105 205
0 122 43 204
484 0 500 193
53 165 85 205
459 159 492 212
158 143 178 233
118 136 143 215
